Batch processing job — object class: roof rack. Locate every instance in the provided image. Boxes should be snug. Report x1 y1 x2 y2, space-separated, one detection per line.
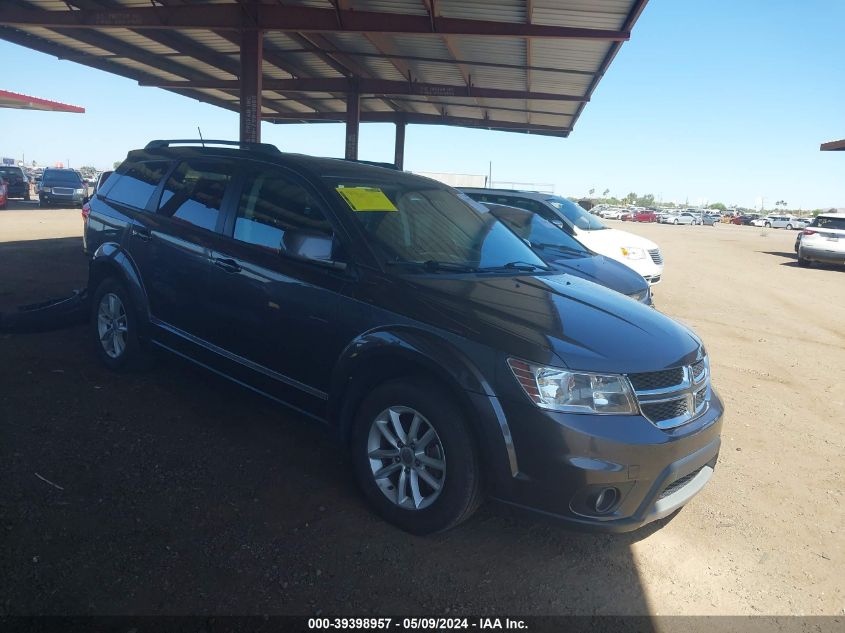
144 139 281 156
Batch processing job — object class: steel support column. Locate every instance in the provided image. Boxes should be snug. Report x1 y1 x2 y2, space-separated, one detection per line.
394 120 406 170
240 29 263 143
345 91 360 160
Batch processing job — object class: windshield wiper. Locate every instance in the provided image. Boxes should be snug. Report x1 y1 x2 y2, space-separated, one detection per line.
480 261 550 273
532 243 587 256
385 259 478 273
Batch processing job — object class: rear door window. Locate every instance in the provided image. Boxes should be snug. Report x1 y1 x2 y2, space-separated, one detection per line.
104 161 170 209
157 160 234 232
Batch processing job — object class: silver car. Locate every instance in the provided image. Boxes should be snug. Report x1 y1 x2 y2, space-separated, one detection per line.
798 213 845 267
661 212 697 225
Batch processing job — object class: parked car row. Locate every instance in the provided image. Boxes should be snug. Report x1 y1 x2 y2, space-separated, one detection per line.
751 215 809 230
82 139 721 534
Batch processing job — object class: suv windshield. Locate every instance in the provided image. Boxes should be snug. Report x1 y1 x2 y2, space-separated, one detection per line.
327 179 548 272
487 205 590 258
43 171 83 186
545 196 608 231
0 167 24 180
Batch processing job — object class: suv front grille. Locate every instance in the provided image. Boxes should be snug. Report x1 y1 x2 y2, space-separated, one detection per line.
641 398 688 422
628 367 684 392
648 249 663 265
627 355 710 430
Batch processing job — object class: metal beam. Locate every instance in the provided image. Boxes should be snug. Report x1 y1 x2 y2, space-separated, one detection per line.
345 91 360 160
240 28 263 143
394 120 406 170
141 78 587 102
264 111 570 137
1 5 630 39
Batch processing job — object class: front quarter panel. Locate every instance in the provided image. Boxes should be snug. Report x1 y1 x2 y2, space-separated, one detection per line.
329 327 520 491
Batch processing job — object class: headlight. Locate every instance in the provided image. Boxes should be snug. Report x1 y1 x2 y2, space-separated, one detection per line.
508 358 639 415
620 246 646 259
41 187 52 193
75 188 84 194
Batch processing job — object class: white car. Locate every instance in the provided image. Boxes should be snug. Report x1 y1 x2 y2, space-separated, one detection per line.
798 213 845 267
460 189 666 284
752 216 774 227
599 207 627 220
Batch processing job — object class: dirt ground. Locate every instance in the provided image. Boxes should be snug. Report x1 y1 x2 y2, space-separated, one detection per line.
1 200 842 618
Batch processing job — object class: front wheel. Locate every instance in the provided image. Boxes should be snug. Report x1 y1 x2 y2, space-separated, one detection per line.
765 222 771 228
786 224 793 230
673 219 679 225
351 379 482 534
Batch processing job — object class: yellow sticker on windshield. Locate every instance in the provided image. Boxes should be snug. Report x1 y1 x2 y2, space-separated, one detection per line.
336 186 397 212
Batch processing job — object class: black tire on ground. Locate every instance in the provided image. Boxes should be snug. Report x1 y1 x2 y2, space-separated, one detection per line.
351 378 483 534
797 255 811 268
89 277 152 372
765 223 771 228
786 224 793 230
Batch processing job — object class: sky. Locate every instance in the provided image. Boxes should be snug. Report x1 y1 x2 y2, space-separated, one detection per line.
1 0 843 210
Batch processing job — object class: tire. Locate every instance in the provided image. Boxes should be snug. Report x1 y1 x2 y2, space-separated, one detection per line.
797 255 811 268
765 222 771 228
351 378 483 534
90 277 152 372
786 224 793 230
673 219 679 225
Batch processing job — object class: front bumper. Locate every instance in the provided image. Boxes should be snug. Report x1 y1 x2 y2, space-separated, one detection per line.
40 192 84 206
490 390 724 533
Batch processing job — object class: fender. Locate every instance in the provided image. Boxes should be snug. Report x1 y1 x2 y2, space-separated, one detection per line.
89 242 152 336
329 326 520 492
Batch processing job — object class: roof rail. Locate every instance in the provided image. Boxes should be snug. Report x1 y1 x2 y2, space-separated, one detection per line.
144 139 281 155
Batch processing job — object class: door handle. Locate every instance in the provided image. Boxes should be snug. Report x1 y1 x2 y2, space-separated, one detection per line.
131 226 152 241
213 257 242 274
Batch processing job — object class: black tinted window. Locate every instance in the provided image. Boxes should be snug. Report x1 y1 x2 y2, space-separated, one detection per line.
233 167 335 261
106 161 169 209
158 160 232 232
813 216 845 230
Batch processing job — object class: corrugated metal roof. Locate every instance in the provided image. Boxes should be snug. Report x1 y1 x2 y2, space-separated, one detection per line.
0 0 648 137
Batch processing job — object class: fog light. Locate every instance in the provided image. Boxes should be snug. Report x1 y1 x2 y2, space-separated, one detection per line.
593 487 619 514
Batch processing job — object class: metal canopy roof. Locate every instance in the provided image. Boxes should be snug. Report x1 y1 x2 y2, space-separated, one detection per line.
1 0 648 138
0 88 84 112
820 139 845 151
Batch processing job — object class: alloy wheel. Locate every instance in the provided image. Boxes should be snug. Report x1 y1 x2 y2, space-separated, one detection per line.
97 292 128 359
366 406 446 511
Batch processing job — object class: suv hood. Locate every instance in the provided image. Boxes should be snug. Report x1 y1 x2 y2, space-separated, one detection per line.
392 272 700 374
546 253 648 299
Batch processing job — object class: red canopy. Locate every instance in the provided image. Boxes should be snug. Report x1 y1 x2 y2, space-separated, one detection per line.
0 89 84 113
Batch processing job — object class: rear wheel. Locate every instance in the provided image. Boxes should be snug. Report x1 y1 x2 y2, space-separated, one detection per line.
90 277 152 372
786 224 793 230
797 255 811 268
351 379 482 534
673 219 679 225
765 222 771 228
